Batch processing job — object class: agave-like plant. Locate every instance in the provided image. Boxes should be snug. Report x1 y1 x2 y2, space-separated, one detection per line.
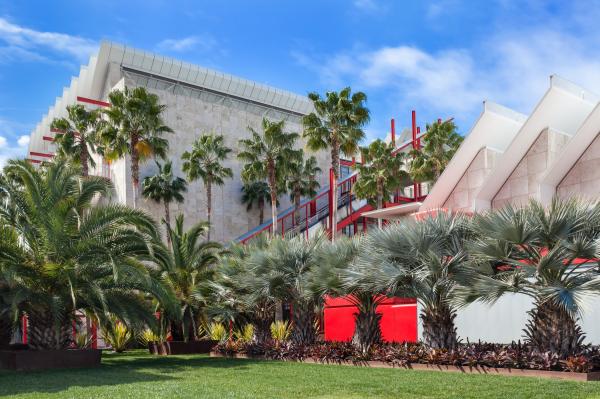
0 160 177 350
354 213 472 350
457 199 600 357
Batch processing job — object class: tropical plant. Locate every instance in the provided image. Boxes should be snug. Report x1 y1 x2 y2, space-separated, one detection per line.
207 322 228 342
409 119 462 183
182 134 233 241
74 331 93 349
99 86 172 207
0 301 12 348
457 199 600 357
270 320 292 343
138 328 161 346
101 315 133 353
241 181 272 225
153 214 222 342
142 160 187 245
50 104 101 177
355 213 472 350
353 139 410 228
234 324 255 343
287 151 321 224
303 87 370 239
238 118 302 234
0 160 177 350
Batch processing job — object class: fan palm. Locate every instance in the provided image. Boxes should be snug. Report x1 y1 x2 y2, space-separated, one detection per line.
238 118 302 235
153 215 223 342
142 160 187 245
50 105 101 177
355 213 472 349
409 119 462 183
303 87 370 240
99 86 172 207
241 181 272 225
182 134 233 241
0 160 177 350
287 151 321 224
457 199 600 356
353 139 410 228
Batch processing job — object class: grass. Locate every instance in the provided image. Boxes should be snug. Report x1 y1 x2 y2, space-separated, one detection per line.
1 351 600 398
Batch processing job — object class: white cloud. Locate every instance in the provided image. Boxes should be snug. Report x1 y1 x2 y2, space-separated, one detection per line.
0 17 97 63
156 35 218 53
17 135 29 147
0 136 6 148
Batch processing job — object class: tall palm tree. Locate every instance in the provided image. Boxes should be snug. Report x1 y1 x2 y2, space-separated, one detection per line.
287 151 321 224
142 160 187 246
153 215 223 342
99 86 172 207
0 160 177 350
0 285 12 348
353 139 409 228
241 181 272 225
50 105 100 177
238 118 301 235
182 134 233 241
409 119 463 183
457 199 600 357
355 213 472 349
303 87 370 240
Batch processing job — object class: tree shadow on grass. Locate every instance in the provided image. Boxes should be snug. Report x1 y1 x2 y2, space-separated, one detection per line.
0 353 260 396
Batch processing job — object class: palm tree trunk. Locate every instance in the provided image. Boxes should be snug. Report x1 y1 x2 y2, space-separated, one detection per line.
268 164 278 235
206 179 212 241
0 314 12 348
131 132 140 208
80 140 89 177
258 198 265 225
376 180 383 229
330 139 340 240
27 309 73 350
524 300 584 357
294 189 301 225
164 201 171 249
291 302 317 345
421 303 458 350
351 295 382 356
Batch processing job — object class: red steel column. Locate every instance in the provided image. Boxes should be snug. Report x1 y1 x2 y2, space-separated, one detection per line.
22 315 28 344
391 118 396 146
416 126 422 199
412 110 418 201
328 168 334 235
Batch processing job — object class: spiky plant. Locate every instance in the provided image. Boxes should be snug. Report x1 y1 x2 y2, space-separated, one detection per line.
101 315 133 353
457 199 600 356
0 160 177 350
99 86 172 207
303 87 370 240
238 118 302 235
153 215 223 342
182 134 233 240
355 213 472 350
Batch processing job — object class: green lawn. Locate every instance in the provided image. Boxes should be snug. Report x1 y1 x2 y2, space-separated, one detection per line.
1 351 600 399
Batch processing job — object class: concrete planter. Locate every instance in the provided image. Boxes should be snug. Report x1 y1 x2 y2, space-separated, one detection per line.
0 349 102 371
208 352 600 381
149 340 218 355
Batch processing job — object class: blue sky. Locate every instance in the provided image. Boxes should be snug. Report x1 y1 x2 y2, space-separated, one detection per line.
1 0 600 165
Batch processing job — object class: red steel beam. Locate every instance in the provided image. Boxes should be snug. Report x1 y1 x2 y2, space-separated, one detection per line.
26 158 42 164
30 151 53 158
43 136 55 141
77 96 110 108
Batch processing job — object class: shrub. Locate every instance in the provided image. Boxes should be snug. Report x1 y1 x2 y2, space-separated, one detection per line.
270 321 292 343
138 328 161 346
207 322 228 342
234 324 254 343
102 317 133 353
74 331 92 349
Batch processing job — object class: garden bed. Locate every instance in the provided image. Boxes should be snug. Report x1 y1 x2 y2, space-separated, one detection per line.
209 351 600 381
0 348 102 371
149 340 217 355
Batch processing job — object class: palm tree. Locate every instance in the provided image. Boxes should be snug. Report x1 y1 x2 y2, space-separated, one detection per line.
0 287 12 348
241 181 272 225
409 119 463 183
353 139 409 228
355 213 472 350
303 87 370 240
0 160 177 350
287 151 321 224
238 118 301 235
457 199 600 357
99 86 172 207
142 160 187 246
50 104 100 177
182 134 233 241
153 215 223 342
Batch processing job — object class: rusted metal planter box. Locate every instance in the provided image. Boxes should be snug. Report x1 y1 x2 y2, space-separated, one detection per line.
0 349 101 371
149 340 218 355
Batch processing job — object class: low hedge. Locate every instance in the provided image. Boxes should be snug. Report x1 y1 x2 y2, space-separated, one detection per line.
213 340 600 373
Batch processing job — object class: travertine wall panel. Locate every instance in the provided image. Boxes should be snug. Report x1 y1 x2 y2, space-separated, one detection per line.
557 133 600 200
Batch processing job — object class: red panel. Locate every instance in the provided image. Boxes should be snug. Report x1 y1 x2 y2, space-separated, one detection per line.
30 151 53 158
77 96 110 108
380 304 418 342
324 306 356 341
